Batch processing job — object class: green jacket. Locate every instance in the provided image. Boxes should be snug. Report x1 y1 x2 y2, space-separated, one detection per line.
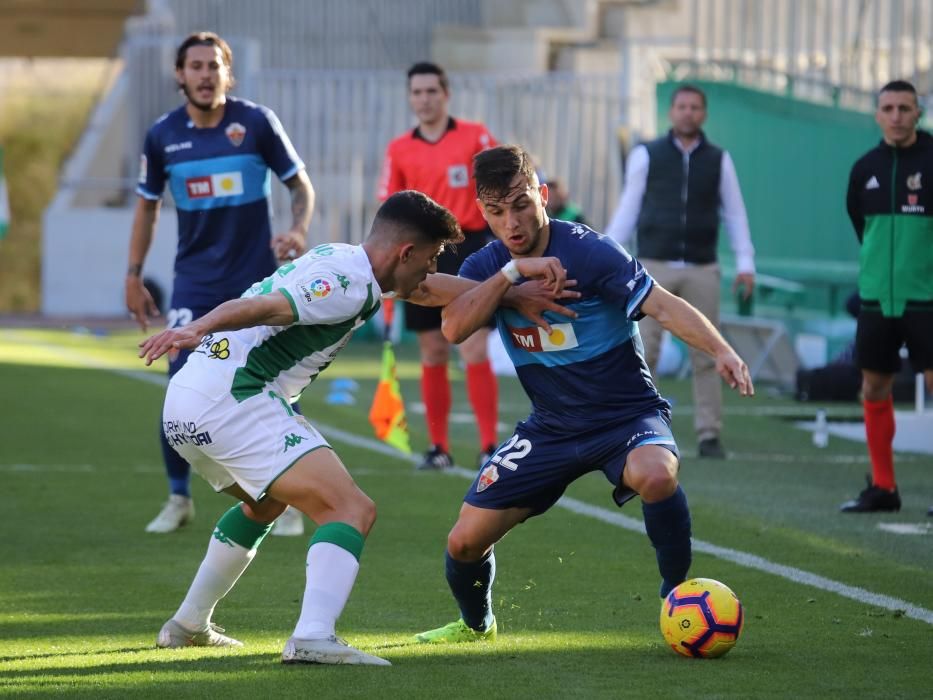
846 130 933 316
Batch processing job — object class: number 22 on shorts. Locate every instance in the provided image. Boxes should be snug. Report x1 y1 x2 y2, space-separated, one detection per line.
490 434 532 471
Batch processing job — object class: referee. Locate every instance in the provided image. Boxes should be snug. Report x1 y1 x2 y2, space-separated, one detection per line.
379 62 499 471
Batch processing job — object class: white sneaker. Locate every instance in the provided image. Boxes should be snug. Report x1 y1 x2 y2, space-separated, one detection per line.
156 619 243 648
271 506 305 537
282 636 391 666
145 494 194 533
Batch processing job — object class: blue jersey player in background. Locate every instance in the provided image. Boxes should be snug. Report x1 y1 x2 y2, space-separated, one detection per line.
125 32 315 535
414 144 753 644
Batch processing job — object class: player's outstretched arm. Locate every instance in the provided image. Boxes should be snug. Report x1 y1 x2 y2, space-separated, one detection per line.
640 284 754 396
442 257 567 343
405 273 479 307
409 273 578 334
138 292 295 366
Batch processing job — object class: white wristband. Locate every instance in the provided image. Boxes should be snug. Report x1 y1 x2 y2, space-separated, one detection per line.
500 260 521 284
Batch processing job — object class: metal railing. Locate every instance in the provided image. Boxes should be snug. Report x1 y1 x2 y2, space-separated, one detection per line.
156 0 482 70
690 0 933 94
258 70 625 243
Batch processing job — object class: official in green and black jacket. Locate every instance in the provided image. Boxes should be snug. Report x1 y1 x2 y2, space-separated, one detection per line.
842 79 933 516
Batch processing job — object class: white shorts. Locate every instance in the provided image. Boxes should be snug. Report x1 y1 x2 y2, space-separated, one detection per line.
162 381 329 501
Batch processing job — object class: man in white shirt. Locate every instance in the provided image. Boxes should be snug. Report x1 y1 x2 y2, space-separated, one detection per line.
606 84 755 459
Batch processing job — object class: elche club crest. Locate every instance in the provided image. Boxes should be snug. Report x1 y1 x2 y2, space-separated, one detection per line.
476 463 499 492
225 122 246 147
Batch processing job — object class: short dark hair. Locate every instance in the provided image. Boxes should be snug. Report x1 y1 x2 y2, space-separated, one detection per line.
175 31 235 84
670 84 707 108
878 79 918 104
473 144 537 202
407 61 449 92
373 190 463 247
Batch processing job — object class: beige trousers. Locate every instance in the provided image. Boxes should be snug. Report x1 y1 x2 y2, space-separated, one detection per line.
638 260 722 441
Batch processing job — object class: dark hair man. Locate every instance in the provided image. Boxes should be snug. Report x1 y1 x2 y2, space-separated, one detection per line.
139 191 462 664
841 80 933 516
414 145 753 644
378 61 499 471
605 84 755 460
127 31 315 535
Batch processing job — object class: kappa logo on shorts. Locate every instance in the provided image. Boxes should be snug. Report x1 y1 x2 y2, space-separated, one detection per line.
284 433 306 452
476 463 499 493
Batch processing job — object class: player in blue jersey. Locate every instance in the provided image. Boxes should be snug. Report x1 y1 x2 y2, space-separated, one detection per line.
125 32 315 534
414 144 753 644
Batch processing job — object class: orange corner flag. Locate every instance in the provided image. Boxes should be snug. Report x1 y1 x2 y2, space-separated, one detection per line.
368 299 411 454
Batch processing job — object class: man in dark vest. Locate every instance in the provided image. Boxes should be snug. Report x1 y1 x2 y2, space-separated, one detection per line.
606 84 755 459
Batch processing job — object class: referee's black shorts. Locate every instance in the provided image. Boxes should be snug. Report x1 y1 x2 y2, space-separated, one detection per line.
855 302 933 373
404 228 496 333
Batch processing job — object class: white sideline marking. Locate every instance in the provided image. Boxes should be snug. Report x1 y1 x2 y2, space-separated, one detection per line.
0 463 94 473
24 344 933 626
877 523 932 536
293 427 933 626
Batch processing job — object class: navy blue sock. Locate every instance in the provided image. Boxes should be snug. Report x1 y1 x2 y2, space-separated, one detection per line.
642 485 692 598
445 549 496 631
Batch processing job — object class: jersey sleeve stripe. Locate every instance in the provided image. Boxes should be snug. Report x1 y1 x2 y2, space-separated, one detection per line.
278 163 302 183
135 186 161 201
626 277 654 318
279 288 299 323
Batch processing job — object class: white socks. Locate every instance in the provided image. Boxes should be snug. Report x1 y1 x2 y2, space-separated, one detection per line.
174 536 257 631
293 542 360 640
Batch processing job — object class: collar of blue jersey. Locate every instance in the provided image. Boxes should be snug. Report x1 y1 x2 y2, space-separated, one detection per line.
412 116 457 141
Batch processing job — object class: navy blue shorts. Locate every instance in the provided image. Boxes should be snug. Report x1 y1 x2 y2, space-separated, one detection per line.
464 411 679 515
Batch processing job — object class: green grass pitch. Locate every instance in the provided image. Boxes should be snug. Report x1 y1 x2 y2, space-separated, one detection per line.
1 327 930 698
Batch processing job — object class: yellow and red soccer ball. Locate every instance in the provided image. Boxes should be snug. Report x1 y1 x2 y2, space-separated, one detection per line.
660 578 744 658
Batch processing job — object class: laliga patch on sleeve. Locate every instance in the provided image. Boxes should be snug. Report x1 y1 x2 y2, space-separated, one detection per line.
138 155 147 183
298 276 335 304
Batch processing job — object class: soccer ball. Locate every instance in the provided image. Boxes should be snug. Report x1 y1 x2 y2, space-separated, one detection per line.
660 578 744 658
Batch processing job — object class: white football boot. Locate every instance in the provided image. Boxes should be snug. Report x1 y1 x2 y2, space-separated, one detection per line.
271 506 305 537
282 636 391 665
145 495 194 533
156 619 243 648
